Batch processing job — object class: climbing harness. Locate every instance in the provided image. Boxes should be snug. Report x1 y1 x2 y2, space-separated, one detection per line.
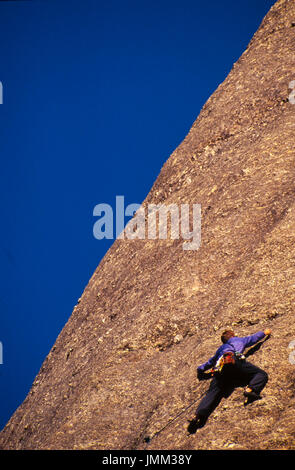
210 351 245 376
208 334 271 377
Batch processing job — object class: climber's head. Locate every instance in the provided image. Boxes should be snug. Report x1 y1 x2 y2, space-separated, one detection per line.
221 330 235 344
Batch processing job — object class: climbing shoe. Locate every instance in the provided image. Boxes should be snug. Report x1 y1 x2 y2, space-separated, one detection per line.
243 389 261 400
187 415 206 434
243 388 262 406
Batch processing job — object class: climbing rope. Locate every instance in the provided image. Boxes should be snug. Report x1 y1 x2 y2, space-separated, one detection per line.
143 387 208 447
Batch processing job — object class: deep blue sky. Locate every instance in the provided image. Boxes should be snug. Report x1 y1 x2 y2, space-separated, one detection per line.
0 0 275 430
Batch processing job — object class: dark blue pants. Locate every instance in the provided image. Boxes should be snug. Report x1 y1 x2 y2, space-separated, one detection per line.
196 360 268 419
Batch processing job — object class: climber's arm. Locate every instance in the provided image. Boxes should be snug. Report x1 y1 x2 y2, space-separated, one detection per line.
197 347 222 374
242 329 271 349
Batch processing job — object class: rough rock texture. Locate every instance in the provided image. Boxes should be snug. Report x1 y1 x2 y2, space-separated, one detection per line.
1 0 295 450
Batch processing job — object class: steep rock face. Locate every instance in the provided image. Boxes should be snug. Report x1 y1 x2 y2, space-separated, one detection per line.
1 0 295 450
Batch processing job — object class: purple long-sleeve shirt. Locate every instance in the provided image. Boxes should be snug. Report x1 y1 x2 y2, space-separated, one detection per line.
198 331 266 371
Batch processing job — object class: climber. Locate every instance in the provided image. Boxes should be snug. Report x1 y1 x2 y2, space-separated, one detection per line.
187 328 271 434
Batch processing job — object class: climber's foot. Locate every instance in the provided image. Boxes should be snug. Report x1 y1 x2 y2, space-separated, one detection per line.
187 415 206 434
243 387 262 405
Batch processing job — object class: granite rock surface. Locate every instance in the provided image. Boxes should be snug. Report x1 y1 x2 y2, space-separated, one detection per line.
1 0 295 450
